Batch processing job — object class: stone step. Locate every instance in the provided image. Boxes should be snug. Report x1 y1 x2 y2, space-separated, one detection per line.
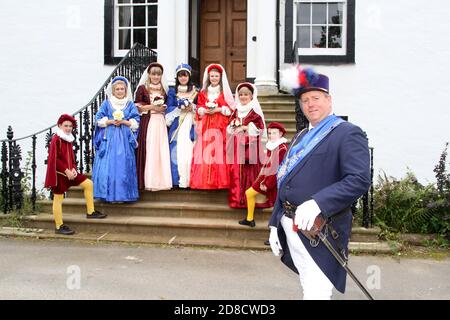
259 102 296 110
0 225 392 253
19 213 383 250
37 198 272 221
262 109 297 120
258 94 295 103
22 213 270 243
265 119 297 129
67 187 230 205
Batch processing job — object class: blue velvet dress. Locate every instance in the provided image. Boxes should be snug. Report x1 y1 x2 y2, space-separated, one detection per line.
92 100 140 202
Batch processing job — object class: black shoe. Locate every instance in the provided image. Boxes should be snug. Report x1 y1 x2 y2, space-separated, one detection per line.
55 224 75 235
238 219 255 228
264 240 270 246
87 210 108 219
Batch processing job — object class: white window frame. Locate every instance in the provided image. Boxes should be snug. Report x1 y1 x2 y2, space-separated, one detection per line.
114 0 158 57
294 0 347 56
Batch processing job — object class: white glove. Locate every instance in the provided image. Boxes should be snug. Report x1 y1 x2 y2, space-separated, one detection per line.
269 226 282 256
294 199 321 231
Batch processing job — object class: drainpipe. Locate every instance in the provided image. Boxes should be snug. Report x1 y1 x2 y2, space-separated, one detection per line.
276 0 280 91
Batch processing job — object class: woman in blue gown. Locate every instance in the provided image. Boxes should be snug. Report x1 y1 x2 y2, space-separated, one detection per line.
166 63 198 188
93 76 140 202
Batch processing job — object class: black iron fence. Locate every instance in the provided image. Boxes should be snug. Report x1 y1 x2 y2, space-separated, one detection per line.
0 43 156 215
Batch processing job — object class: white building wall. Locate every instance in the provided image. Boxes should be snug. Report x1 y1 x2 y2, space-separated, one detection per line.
0 0 114 139
280 0 450 183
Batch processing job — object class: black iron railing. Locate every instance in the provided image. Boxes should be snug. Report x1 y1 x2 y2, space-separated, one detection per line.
0 43 156 214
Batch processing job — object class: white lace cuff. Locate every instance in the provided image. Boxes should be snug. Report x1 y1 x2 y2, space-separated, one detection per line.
221 106 232 116
97 117 108 128
198 107 206 117
248 122 260 137
165 108 181 127
129 119 139 132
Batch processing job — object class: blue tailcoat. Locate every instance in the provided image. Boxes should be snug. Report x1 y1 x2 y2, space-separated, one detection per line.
92 100 140 202
269 121 370 293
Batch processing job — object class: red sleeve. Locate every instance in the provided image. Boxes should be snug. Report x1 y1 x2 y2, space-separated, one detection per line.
44 136 59 188
264 175 277 190
196 91 207 109
134 85 149 105
216 93 231 114
55 141 69 173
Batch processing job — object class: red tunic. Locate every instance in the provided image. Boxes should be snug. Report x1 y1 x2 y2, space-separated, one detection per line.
190 91 232 189
44 135 87 194
251 142 288 208
227 109 265 208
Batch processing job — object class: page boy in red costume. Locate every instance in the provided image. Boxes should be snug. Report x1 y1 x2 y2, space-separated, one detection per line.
239 122 288 227
45 114 107 235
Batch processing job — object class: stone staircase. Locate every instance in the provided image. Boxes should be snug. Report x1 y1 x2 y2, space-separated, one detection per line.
18 95 388 252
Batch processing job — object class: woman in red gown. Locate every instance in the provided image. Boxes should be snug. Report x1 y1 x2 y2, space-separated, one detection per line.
227 82 266 208
190 64 235 189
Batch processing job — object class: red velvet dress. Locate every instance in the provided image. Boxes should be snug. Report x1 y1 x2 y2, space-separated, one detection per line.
190 91 231 189
251 142 288 208
44 135 87 194
227 109 265 208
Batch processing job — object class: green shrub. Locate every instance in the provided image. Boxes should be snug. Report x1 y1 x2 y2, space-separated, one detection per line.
373 143 449 243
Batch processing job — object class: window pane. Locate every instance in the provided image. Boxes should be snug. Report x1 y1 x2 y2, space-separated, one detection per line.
118 0 131 3
312 26 326 48
148 6 157 26
147 0 157 3
147 28 157 49
133 0 145 3
133 6 146 26
328 26 342 48
297 26 311 48
312 3 327 24
297 3 311 24
119 29 131 49
328 3 343 24
119 7 131 27
134 28 146 46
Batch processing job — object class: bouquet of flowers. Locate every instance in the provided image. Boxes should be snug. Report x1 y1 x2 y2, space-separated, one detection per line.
152 95 165 106
112 110 124 121
178 98 190 109
205 101 218 110
230 118 241 128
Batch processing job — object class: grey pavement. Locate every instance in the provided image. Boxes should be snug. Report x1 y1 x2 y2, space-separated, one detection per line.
0 237 448 300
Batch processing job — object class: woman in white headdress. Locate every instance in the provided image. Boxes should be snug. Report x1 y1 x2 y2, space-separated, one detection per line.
92 76 140 202
226 82 266 209
190 63 235 190
134 62 173 191
166 63 198 188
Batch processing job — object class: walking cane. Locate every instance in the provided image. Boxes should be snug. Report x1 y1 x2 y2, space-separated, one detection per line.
317 230 374 300
300 213 374 300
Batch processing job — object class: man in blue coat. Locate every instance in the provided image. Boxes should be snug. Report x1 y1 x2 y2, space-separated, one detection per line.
269 68 371 299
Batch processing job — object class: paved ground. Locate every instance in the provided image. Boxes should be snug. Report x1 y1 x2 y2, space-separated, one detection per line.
0 237 449 300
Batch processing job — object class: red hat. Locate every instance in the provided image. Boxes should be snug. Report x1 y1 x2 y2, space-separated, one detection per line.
147 62 164 73
207 64 223 74
267 122 286 136
236 82 254 94
57 114 77 128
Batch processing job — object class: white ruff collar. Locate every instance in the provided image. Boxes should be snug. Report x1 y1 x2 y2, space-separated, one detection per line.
236 100 255 119
56 128 75 143
110 95 128 111
177 85 188 93
266 137 287 151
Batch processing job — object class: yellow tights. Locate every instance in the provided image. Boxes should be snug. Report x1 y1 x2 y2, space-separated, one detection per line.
245 187 261 222
53 179 95 229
